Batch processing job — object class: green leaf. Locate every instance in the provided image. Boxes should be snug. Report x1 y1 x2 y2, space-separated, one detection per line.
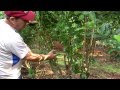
72 61 80 74
28 68 35 78
80 72 89 79
79 15 84 20
74 11 80 15
113 35 120 42
86 21 95 28
72 23 77 28
89 12 96 23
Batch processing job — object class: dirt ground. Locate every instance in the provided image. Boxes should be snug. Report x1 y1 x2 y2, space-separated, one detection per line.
88 49 120 79
21 47 120 79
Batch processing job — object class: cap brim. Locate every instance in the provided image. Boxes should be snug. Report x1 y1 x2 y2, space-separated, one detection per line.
20 11 35 22
29 20 38 24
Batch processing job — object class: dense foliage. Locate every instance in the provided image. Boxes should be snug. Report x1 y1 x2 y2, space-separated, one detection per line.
1 11 120 79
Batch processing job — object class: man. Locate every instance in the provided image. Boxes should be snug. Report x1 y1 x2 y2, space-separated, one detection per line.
0 11 56 79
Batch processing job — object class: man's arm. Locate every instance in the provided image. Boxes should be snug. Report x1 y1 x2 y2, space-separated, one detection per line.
23 50 56 61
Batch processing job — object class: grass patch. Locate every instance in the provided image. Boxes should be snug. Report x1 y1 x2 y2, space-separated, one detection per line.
102 64 120 74
90 60 120 74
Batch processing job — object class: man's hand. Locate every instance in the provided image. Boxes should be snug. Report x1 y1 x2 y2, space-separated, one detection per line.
24 50 56 62
43 50 57 60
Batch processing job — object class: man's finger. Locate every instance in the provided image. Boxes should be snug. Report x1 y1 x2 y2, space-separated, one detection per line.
48 50 57 54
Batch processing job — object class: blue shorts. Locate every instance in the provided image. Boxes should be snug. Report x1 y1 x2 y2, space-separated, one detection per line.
18 75 22 79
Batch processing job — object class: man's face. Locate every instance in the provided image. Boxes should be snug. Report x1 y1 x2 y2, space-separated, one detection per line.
14 18 28 31
8 17 28 31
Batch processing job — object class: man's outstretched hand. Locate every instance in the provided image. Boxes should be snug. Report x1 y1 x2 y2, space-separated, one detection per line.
46 50 57 60
40 50 57 60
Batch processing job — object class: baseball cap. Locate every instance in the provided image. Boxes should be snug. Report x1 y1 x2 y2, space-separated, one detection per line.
4 11 36 22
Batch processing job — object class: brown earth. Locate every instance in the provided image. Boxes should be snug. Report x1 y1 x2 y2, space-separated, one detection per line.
21 47 120 79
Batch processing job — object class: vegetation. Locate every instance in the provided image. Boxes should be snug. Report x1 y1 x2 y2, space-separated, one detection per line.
1 11 120 79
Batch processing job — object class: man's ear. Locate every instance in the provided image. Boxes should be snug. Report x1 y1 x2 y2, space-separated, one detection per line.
9 17 16 20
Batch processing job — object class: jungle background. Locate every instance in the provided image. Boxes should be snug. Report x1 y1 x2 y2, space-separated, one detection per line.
1 11 120 79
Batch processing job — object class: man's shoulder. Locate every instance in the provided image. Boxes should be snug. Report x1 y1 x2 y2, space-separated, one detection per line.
0 19 10 30
0 19 5 21
0 19 20 37
0 19 5 22
0 19 5 25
